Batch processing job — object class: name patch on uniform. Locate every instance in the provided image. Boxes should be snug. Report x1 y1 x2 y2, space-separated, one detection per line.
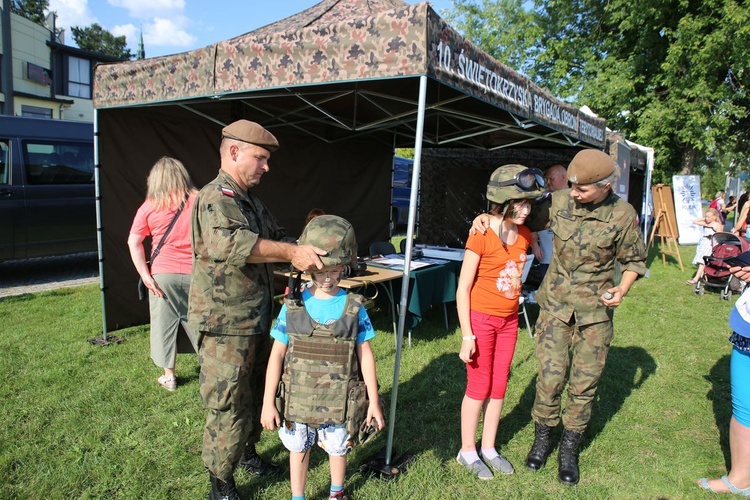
221 187 235 197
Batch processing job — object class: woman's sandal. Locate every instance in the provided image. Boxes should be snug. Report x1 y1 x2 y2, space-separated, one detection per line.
686 279 698 285
157 375 177 392
698 476 750 496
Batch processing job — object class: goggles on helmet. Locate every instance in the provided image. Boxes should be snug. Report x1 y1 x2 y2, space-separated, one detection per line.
489 168 545 191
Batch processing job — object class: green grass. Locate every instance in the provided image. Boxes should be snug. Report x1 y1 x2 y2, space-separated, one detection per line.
0 243 736 498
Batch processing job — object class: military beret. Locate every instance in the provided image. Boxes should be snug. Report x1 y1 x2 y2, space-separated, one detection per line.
222 120 279 152
567 149 616 184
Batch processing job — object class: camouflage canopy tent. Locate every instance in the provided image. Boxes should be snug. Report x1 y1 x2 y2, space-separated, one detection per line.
93 0 607 471
93 0 605 334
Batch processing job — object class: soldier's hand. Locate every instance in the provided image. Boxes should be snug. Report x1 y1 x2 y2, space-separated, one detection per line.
291 244 326 272
260 404 280 431
730 265 750 282
469 214 491 236
601 287 623 307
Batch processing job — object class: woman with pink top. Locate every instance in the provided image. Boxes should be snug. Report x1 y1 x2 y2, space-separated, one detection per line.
128 157 198 391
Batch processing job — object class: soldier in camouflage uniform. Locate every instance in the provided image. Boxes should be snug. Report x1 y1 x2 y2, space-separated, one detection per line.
188 119 325 500
472 149 646 486
523 149 646 486
260 215 384 500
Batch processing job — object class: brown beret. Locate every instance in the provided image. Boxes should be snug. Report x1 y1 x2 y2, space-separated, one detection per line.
566 149 615 184
222 120 279 152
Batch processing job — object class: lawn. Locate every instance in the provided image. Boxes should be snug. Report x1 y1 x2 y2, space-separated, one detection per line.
0 243 735 499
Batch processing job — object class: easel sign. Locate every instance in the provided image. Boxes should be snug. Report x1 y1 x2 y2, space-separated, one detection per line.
648 184 684 271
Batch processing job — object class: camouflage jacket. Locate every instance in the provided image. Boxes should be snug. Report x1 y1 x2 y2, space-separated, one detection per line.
188 170 285 336
536 189 647 326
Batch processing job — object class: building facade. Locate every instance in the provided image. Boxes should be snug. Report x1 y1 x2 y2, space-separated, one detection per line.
0 7 122 122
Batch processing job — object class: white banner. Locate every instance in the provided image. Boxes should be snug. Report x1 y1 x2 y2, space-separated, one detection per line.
672 175 703 245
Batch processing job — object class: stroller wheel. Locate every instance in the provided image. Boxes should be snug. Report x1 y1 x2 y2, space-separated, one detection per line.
698 286 705 296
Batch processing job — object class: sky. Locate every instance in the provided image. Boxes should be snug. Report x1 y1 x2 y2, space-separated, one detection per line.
47 0 455 59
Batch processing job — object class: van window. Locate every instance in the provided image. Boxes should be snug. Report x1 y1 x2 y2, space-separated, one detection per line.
0 141 8 184
23 140 94 185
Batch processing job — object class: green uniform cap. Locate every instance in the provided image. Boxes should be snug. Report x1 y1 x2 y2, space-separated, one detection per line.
298 214 357 267
567 149 616 184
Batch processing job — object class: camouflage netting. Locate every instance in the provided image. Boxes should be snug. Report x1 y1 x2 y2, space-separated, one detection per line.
418 148 579 248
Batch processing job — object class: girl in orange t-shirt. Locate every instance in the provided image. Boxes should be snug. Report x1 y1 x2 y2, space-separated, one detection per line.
455 164 543 480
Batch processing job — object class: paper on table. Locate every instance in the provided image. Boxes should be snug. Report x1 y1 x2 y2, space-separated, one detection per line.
370 257 434 271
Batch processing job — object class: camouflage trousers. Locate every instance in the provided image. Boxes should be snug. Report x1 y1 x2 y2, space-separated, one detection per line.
198 332 271 480
531 312 614 433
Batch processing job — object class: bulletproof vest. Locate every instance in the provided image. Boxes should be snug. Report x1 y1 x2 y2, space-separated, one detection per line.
281 293 364 427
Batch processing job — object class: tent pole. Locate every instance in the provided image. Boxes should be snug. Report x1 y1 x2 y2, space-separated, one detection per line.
643 147 655 242
385 75 427 467
93 109 108 342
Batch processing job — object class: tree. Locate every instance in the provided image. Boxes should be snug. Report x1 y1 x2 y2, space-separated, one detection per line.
11 0 49 26
71 24 132 60
447 0 750 182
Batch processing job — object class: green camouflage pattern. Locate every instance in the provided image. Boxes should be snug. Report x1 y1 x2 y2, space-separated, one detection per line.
531 314 613 433
530 187 645 433
281 293 362 427
94 1 426 108
188 170 286 336
92 0 606 148
486 164 544 205
298 214 357 267
536 189 647 326
199 332 271 480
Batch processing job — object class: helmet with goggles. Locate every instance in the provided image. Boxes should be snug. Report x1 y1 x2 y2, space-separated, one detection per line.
298 214 357 267
486 164 545 205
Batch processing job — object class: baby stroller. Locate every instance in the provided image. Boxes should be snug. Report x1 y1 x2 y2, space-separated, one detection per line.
696 232 748 300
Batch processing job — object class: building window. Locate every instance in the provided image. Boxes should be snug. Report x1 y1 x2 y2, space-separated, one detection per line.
21 105 53 119
68 56 91 98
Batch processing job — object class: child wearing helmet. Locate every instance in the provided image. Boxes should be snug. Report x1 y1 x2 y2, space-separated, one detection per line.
455 164 544 480
260 215 385 500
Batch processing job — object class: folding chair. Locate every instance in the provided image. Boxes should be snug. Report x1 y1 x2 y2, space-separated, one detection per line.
519 255 535 338
369 241 396 256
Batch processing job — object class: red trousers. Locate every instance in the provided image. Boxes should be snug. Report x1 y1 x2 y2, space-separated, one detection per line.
465 310 519 400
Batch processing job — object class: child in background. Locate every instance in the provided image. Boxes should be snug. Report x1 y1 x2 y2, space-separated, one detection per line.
455 164 543 479
687 208 723 285
261 215 384 500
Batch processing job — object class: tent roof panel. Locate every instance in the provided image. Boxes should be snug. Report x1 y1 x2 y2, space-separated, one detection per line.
93 0 605 149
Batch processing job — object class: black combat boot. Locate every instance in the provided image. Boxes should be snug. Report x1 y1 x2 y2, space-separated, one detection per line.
525 422 554 472
237 446 279 476
557 428 584 486
208 472 241 500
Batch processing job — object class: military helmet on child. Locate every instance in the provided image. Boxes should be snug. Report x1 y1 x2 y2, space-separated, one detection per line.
298 214 357 267
486 164 545 205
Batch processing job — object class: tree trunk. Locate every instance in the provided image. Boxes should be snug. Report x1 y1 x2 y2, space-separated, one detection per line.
679 147 697 175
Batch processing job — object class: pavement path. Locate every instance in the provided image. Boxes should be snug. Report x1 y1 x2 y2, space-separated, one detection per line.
0 252 99 298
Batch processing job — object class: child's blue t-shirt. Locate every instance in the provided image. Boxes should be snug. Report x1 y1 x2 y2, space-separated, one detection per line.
270 288 376 345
